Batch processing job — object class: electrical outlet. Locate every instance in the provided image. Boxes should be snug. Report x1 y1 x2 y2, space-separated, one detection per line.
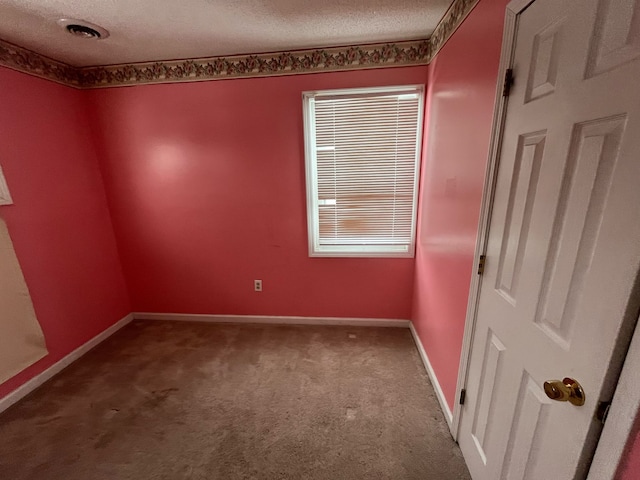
254 279 262 292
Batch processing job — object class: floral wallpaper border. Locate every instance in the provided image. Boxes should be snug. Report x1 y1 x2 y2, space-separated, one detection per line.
79 40 430 88
429 0 480 59
0 40 81 87
0 0 480 89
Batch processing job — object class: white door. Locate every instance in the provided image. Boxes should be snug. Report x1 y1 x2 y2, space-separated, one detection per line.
458 0 640 479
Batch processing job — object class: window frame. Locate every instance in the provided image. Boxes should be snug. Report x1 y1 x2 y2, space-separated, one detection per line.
302 84 425 258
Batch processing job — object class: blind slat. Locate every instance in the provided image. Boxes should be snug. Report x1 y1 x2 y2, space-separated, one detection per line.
306 86 422 254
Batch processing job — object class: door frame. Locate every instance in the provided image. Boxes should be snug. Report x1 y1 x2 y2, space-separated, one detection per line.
451 0 530 438
452 0 640 477
587 312 640 479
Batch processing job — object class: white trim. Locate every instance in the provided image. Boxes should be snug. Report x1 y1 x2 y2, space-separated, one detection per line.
452 0 525 438
0 164 13 206
409 322 454 432
0 313 133 414
301 84 425 258
133 312 410 328
588 314 640 480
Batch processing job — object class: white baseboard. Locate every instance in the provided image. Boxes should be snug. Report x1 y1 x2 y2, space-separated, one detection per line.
409 322 455 434
0 312 410 415
0 313 134 414
133 312 410 328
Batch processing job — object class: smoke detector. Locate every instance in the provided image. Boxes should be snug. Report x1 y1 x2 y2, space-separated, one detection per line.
57 19 109 39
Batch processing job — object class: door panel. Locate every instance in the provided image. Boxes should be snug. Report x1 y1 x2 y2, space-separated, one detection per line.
525 19 563 103
495 131 545 303
535 116 626 347
458 0 640 478
470 329 506 463
586 0 640 77
500 372 552 480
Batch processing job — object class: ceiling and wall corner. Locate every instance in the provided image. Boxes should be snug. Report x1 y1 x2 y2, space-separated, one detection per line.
0 0 479 88
0 0 449 66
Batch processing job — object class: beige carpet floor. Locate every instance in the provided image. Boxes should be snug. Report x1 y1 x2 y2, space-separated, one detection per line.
0 321 470 479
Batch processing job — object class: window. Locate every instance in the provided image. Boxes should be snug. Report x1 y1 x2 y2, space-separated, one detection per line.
303 85 424 257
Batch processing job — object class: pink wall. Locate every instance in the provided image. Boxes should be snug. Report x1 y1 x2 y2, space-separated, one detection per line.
411 0 509 410
0 67 130 398
86 66 427 319
618 416 640 479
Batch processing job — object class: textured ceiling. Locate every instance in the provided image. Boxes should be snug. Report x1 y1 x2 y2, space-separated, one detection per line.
0 0 453 67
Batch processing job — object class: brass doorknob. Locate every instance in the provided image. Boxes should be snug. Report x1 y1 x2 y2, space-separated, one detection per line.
543 377 585 406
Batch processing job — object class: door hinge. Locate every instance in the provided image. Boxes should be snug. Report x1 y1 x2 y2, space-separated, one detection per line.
596 401 612 425
503 68 514 97
477 255 486 275
459 389 467 405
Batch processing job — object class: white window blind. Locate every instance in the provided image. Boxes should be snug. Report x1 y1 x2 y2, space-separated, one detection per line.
303 85 424 257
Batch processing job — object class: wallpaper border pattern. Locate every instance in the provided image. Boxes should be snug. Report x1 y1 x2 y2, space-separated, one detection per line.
79 40 430 88
0 40 81 87
0 0 480 89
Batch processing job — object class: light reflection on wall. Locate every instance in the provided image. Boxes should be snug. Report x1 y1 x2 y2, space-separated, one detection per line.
149 143 187 181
